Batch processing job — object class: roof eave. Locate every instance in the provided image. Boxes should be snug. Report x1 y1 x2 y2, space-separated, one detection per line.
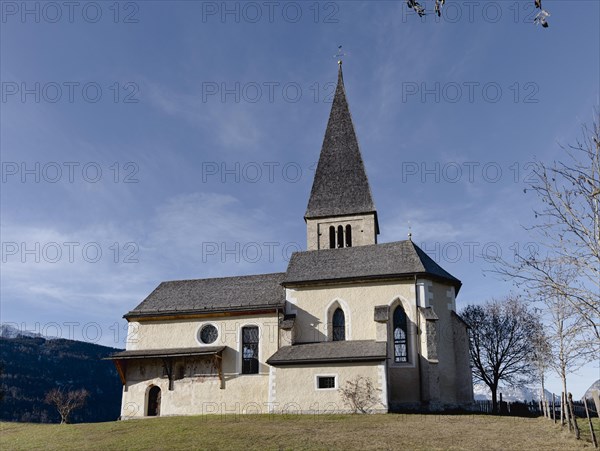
283 272 461 292
266 355 386 366
124 303 285 321
303 212 380 235
304 210 378 222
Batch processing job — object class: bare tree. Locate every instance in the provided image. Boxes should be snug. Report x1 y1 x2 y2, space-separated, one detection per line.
540 286 587 428
491 112 600 358
339 376 382 414
461 296 543 414
530 326 551 416
44 388 89 424
406 1 551 27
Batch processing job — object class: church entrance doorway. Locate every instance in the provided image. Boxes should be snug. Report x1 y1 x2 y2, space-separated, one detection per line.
147 385 161 416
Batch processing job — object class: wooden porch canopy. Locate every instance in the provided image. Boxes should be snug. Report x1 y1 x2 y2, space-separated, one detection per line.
105 346 226 389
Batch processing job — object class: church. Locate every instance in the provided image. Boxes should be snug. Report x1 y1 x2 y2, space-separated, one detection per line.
108 64 474 417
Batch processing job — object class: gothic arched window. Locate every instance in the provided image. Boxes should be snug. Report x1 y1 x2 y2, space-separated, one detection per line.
329 226 336 249
337 225 344 248
332 308 345 341
393 306 408 363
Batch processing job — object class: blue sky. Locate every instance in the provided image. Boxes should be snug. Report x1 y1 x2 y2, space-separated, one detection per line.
1 1 598 397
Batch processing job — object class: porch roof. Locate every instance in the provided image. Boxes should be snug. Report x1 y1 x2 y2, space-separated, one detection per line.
105 346 226 360
267 340 386 366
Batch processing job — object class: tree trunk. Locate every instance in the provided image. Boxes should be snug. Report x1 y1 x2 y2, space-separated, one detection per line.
561 392 565 427
592 390 600 420
562 371 572 431
541 375 548 418
491 386 498 415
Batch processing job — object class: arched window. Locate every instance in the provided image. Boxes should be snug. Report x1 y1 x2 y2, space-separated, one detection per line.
345 225 352 247
329 226 336 249
241 326 259 374
393 306 408 363
337 225 344 248
332 308 345 341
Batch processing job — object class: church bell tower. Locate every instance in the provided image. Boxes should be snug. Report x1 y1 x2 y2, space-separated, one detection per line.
304 63 380 251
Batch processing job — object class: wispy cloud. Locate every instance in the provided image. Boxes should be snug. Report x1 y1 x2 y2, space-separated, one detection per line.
143 79 263 151
1 191 290 347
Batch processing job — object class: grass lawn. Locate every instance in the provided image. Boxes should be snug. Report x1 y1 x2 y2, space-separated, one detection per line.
578 416 600 446
0 414 596 450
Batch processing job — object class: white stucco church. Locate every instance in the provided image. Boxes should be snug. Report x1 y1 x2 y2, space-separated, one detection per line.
108 64 474 417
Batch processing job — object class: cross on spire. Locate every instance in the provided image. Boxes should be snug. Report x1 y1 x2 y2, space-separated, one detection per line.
334 45 345 65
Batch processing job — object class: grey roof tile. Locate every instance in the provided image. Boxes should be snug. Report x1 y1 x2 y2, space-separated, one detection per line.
125 273 285 318
305 65 377 221
267 340 386 365
283 240 461 291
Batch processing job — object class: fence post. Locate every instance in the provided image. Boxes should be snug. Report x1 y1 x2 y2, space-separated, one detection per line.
552 393 556 424
568 392 580 439
583 398 598 449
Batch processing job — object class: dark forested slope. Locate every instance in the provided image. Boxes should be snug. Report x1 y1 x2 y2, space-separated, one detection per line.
0 335 122 423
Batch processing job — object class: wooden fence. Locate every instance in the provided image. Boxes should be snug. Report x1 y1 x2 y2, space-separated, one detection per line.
474 392 598 448
474 398 597 418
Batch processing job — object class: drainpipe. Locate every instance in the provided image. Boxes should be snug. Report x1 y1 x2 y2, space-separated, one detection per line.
276 306 280 350
415 274 423 406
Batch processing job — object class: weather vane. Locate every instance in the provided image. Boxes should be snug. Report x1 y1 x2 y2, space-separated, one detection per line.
334 45 345 65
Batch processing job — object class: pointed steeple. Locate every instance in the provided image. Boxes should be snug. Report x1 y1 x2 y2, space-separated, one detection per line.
305 63 378 229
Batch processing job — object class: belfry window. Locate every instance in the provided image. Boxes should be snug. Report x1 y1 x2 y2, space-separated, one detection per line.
345 225 352 247
329 226 336 249
332 308 345 341
337 225 344 248
393 306 408 363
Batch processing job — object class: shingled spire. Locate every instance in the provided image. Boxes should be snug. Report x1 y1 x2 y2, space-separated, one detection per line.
305 63 379 250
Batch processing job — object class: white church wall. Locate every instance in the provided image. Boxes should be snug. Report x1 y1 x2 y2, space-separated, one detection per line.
428 281 473 405
121 369 271 417
125 313 279 375
269 362 386 414
286 280 416 344
119 313 282 417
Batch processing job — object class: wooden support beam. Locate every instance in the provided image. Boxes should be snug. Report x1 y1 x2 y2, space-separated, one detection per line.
214 354 224 389
162 358 174 391
113 359 127 385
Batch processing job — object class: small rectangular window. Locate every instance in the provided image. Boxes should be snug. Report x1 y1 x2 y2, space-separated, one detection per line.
317 376 336 389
